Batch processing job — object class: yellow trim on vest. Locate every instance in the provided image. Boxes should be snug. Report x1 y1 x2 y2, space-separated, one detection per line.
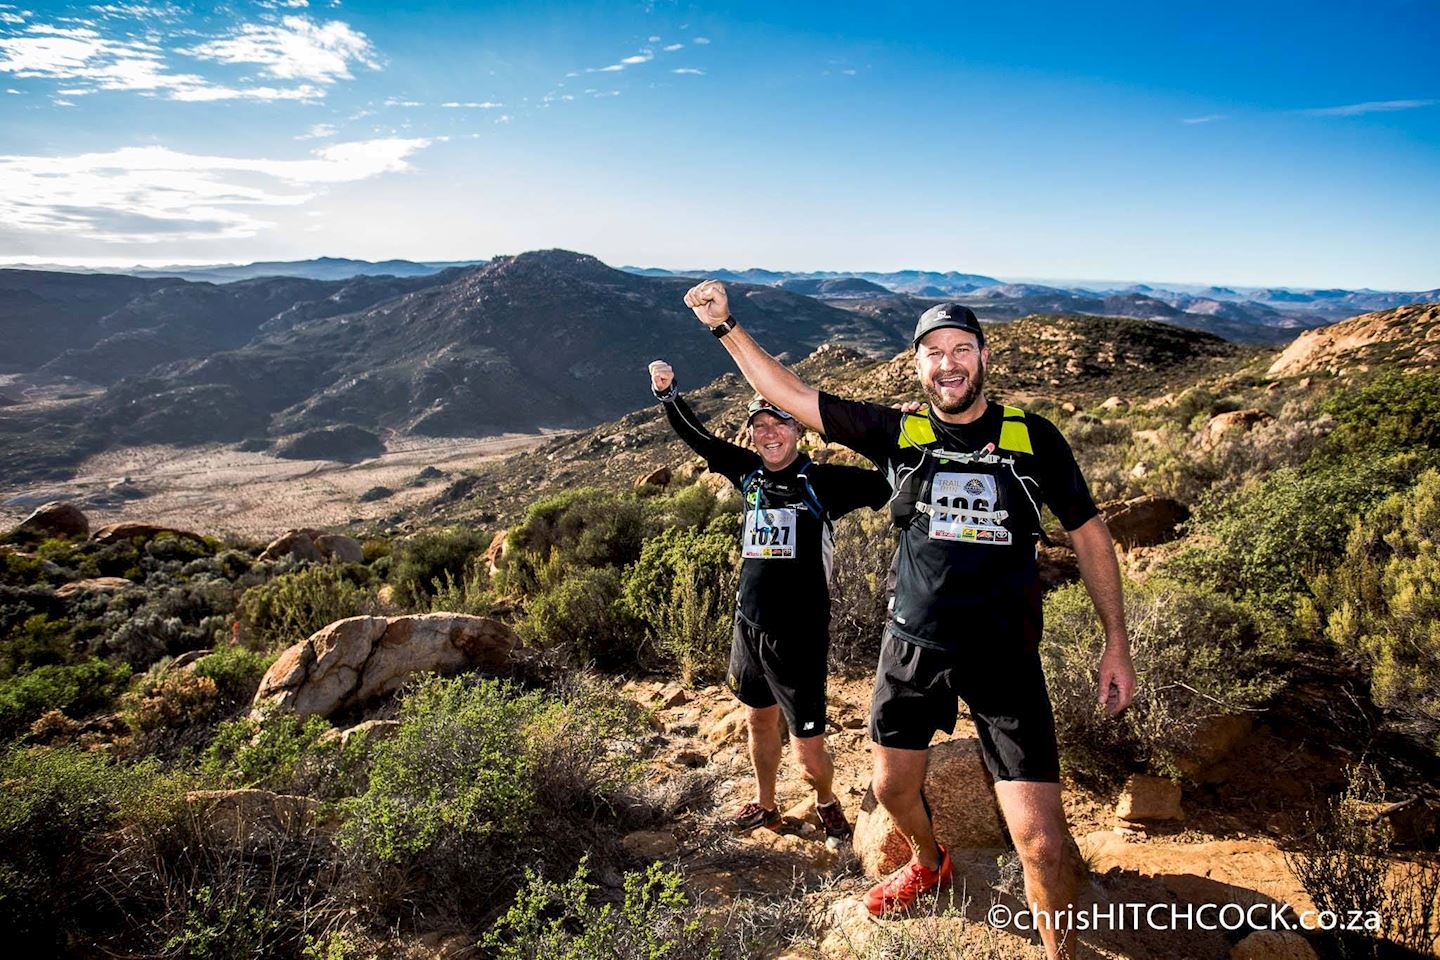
897 413 937 449
998 406 1033 454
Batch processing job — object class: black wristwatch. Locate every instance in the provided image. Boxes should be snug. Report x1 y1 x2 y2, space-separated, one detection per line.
711 316 737 338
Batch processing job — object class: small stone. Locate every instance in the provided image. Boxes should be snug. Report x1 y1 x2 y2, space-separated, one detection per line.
1115 774 1183 822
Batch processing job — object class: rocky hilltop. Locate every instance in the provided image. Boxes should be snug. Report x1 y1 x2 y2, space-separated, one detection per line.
1267 302 1440 378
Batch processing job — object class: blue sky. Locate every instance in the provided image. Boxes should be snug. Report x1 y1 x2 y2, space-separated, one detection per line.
1 0 1436 289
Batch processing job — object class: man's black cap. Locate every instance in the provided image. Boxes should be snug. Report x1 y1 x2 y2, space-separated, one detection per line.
912 303 984 349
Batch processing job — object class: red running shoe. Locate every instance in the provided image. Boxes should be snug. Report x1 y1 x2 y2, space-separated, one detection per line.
863 845 954 916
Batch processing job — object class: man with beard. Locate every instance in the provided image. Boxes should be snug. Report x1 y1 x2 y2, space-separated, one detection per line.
683 283 1134 960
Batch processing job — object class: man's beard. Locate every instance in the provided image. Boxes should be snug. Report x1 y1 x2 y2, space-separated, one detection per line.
921 363 985 415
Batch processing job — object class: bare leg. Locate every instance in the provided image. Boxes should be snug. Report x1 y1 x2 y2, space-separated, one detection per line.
792 733 836 806
747 705 783 809
871 743 940 870
994 780 1087 960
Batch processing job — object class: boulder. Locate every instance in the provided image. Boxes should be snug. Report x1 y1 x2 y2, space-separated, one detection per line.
704 704 749 746
251 613 518 720
635 465 672 488
1230 930 1318 960
1196 409 1275 451
259 528 362 564
92 522 204 545
183 789 330 848
853 738 1007 877
314 533 363 564
482 530 509 576
318 718 401 750
1115 774 1183 822
15 501 89 539
1099 495 1190 549
673 459 707 484
55 576 135 598
697 471 735 500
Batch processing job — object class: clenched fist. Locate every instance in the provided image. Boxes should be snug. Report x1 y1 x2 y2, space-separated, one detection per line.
648 359 674 392
683 279 730 327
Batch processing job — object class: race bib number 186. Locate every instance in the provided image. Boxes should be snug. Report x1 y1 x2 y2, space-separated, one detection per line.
928 472 1011 545
742 508 798 559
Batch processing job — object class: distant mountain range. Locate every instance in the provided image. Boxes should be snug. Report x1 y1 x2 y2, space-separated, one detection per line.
2 257 486 284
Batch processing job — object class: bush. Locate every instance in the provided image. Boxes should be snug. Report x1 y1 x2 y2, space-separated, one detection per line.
388 526 491 609
340 675 646 922
124 668 221 735
0 613 73 678
1167 452 1429 619
0 745 183 953
480 857 718 959
622 520 737 682
426 561 499 617
236 564 379 650
193 645 277 711
1307 469 1440 752
1042 577 1283 783
497 489 654 597
828 512 894 671
522 566 641 668
200 714 367 800
1322 372 1440 456
0 658 132 736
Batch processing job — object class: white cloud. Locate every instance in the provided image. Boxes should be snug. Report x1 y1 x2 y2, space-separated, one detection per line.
295 121 336 139
692 36 709 44
647 34 659 42
384 96 421 106
0 12 26 24
494 113 510 123
441 99 502 108
180 15 379 83
1301 99 1437 117
1182 114 1227 124
88 3 184 19
671 67 702 75
662 42 682 51
0 15 372 101
620 51 651 64
0 138 431 242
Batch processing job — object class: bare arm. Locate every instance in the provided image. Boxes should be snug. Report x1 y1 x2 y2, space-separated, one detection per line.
1068 514 1135 714
683 280 823 431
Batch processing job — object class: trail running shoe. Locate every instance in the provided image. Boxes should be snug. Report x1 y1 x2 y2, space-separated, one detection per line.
730 801 781 832
817 799 852 846
863 845 954 916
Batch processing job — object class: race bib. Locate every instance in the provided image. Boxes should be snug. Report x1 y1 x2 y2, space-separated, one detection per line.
927 472 1012 546
742 508 798 559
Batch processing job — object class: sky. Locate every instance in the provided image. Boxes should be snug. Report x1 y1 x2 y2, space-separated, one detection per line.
0 0 1437 290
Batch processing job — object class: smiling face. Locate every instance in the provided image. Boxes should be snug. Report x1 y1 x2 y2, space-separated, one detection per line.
915 327 989 421
749 411 801 469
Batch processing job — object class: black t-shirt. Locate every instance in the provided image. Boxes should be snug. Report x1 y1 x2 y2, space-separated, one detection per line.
660 392 892 630
819 391 1097 651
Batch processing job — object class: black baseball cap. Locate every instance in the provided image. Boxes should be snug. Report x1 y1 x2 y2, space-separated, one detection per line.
912 303 984 349
746 397 796 424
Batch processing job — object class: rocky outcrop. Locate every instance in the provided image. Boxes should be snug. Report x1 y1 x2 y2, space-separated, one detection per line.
55 576 135 598
1100 495 1190 549
1267 303 1440 378
251 613 518 719
91 522 205 545
634 465 672 488
273 425 384 463
1196 409 1275 451
852 739 1007 877
482 530 509 576
259 528 363 564
15 501 89 539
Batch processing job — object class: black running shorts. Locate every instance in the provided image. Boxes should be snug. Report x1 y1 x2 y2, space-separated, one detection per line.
868 628 1061 782
728 615 829 738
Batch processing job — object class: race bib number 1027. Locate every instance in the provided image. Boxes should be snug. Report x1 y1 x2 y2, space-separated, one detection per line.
742 508 798 559
928 472 1011 546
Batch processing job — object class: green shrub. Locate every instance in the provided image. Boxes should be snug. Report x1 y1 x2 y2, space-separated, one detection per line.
1322 372 1440 456
0 745 184 952
828 512 895 671
0 613 73 678
1042 577 1283 783
388 526 491 609
236 564 379 650
622 520 737 682
648 481 740 533
481 857 719 960
497 489 654 597
1307 469 1440 752
200 714 366 799
426 561 499 617
522 566 641 667
123 667 221 735
1168 452 1429 619
340 675 645 921
0 658 131 736
193 645 277 710
164 884 284 960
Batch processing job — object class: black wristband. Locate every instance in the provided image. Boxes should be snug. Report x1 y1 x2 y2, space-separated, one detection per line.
652 383 677 402
711 316 737 338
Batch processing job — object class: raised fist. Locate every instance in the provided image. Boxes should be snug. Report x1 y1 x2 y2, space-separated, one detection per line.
648 359 675 392
683 279 730 328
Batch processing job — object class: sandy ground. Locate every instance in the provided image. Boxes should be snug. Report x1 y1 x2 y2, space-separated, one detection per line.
0 433 557 542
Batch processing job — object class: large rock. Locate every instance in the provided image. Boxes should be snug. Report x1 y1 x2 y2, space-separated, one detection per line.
1115 774 1183 822
91 522 204 545
853 738 1007 878
1196 409 1275 451
1099 495 1190 549
15 501 89 539
634 465 672 488
259 528 362 564
697 471 735 500
251 613 518 719
482 530 509 576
